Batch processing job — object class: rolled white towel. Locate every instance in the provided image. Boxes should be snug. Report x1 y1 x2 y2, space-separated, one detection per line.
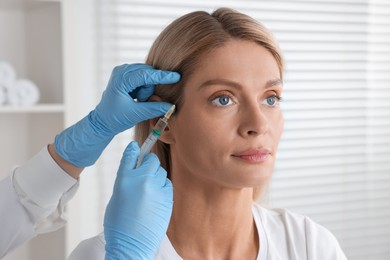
0 61 16 87
7 79 40 106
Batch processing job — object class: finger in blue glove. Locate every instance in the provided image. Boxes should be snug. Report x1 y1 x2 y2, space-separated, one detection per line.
104 141 173 260
55 64 180 167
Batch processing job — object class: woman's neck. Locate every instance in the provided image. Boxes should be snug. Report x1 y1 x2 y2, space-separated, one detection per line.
167 171 259 259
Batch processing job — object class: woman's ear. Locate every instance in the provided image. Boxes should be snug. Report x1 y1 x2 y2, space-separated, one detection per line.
148 95 176 144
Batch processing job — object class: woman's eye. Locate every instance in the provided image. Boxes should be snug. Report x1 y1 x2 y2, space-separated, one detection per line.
262 95 281 107
211 95 234 107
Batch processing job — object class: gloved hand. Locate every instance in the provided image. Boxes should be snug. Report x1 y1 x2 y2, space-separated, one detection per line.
54 64 180 167
104 141 173 260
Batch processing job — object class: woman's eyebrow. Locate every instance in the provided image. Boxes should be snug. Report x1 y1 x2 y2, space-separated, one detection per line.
199 79 241 90
198 78 283 90
266 78 283 88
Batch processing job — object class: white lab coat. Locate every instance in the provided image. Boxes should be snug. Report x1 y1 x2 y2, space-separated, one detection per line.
0 146 78 258
68 204 348 260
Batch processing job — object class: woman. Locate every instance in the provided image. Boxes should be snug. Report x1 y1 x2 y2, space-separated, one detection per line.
70 8 347 259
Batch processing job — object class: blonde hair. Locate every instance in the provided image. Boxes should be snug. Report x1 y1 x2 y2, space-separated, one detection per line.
135 7 284 199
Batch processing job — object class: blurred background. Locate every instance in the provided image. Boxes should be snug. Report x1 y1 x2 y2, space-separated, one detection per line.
1 0 389 259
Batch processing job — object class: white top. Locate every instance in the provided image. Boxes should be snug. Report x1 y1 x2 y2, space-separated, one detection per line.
68 204 348 260
0 146 78 258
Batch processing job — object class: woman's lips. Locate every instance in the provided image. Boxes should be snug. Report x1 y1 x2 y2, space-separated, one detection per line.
232 148 271 163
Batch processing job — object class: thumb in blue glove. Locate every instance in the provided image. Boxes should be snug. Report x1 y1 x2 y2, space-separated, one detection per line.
104 141 173 260
54 64 180 167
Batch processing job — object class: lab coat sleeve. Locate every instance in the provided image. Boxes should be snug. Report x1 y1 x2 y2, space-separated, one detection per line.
0 146 79 258
0 176 35 258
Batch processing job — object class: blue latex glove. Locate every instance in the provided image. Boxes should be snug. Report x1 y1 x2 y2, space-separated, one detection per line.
54 64 180 167
104 141 173 260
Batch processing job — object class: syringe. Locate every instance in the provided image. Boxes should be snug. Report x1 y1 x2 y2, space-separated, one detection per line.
136 104 176 168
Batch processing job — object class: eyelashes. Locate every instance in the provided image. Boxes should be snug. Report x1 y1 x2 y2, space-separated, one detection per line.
210 92 283 108
262 95 282 107
211 93 235 107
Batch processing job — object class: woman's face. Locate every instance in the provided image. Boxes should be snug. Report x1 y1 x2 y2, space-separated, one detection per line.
168 39 283 189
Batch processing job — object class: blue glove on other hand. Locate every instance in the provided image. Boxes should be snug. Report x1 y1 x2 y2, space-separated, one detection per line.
104 141 173 260
54 64 180 167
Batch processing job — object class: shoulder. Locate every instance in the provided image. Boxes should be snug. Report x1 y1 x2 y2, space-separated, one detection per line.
253 203 309 235
253 204 347 260
68 232 105 260
303 215 347 259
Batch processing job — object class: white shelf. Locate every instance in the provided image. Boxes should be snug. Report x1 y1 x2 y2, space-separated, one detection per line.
0 103 64 113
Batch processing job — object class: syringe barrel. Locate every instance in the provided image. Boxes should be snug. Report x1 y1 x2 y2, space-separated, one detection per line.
153 117 169 133
135 109 172 168
136 131 159 168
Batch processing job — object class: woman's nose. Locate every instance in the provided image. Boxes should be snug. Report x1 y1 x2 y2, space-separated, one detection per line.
238 103 269 137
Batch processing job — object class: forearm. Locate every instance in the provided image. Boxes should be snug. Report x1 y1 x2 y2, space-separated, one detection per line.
48 143 84 179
